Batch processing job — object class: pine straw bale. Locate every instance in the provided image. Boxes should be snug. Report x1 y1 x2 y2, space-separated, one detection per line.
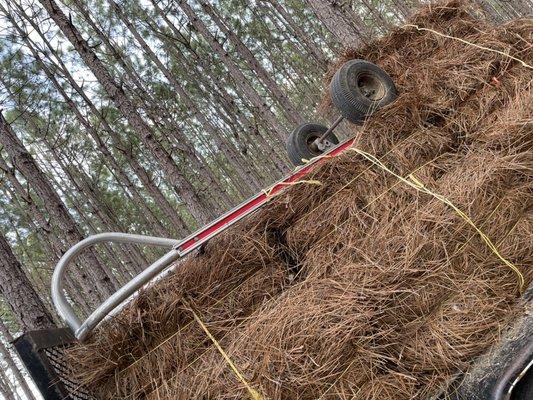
278 7 532 263
333 249 532 400
162 50 533 400
151 122 533 399
66 2 532 399
66 223 292 398
286 80 532 280
174 147 531 399
283 8 533 273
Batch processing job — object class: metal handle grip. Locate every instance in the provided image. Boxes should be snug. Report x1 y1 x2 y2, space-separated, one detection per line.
51 232 181 341
51 138 356 341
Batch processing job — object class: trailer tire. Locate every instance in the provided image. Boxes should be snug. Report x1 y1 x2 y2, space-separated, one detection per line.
330 59 398 124
287 123 339 166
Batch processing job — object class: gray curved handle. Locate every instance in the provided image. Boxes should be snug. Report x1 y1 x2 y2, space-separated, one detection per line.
51 232 181 341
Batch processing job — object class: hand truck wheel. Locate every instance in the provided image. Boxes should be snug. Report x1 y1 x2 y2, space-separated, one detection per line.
286 123 339 166
330 59 398 124
286 60 397 167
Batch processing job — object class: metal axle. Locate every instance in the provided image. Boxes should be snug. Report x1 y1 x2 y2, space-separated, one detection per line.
312 115 344 151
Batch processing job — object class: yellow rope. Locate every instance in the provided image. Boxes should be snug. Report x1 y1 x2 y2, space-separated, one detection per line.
122 270 264 375
185 302 264 400
262 179 322 198
403 24 533 70
301 153 335 164
141 271 265 397
349 147 525 291
288 135 420 234
455 198 504 254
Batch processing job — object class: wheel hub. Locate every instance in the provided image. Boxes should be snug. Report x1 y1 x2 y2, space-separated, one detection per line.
310 137 333 153
357 73 386 101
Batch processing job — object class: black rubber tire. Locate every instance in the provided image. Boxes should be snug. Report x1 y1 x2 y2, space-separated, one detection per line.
330 59 398 124
286 123 339 166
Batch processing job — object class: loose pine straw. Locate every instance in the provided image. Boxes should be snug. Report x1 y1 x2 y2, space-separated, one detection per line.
65 2 533 399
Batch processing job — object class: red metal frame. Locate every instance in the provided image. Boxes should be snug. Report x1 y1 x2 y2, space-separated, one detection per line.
175 138 355 255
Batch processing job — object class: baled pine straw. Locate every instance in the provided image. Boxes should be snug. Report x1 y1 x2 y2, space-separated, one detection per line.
66 1 532 399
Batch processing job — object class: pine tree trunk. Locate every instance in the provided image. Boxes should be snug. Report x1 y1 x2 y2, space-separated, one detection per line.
0 112 116 299
262 0 329 68
0 155 93 316
30 53 169 237
37 0 213 224
198 0 304 127
148 0 290 176
306 0 367 47
48 146 145 279
108 1 257 196
1 157 98 317
8 3 191 236
0 232 55 331
176 0 288 141
3 211 55 314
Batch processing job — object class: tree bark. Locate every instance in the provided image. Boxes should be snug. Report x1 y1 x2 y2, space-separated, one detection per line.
306 0 368 47
37 0 213 224
0 154 93 316
0 232 55 331
0 112 116 298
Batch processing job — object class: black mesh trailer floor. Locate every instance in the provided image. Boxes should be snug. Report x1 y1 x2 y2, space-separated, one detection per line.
13 328 95 400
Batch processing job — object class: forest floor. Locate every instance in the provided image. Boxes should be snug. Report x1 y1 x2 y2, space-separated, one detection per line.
65 1 533 399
